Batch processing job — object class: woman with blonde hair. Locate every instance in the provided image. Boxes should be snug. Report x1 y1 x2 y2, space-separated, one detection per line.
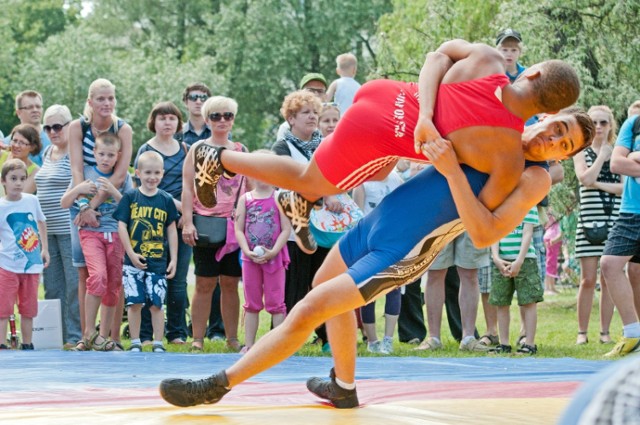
66 78 133 350
574 105 622 345
182 96 248 352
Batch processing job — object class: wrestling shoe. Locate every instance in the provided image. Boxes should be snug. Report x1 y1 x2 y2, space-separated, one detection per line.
306 368 359 409
194 144 234 208
159 371 230 407
277 190 317 254
604 336 640 358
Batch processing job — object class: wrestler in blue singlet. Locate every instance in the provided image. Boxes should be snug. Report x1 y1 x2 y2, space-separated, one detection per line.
341 160 548 302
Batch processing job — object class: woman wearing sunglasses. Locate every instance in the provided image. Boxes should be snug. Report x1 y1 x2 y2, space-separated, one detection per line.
181 96 248 352
0 124 42 196
35 105 81 349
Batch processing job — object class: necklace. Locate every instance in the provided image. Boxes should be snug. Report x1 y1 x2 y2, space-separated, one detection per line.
92 123 110 135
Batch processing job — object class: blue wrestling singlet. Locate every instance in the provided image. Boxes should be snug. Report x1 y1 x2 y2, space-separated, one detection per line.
339 164 489 302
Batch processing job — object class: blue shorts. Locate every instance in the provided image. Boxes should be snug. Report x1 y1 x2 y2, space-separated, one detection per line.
339 165 488 302
122 264 167 308
70 218 86 267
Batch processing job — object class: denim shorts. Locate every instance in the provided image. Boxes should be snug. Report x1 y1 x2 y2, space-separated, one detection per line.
603 213 640 257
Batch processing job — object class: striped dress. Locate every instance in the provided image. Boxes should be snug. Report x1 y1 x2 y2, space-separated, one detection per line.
575 146 621 258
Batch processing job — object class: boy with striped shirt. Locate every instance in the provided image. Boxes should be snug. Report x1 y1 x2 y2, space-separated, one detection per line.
488 206 543 355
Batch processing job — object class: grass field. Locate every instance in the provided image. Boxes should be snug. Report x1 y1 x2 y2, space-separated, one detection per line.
102 281 621 359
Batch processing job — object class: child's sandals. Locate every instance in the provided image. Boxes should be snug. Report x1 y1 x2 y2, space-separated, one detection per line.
516 343 537 355
71 339 91 351
488 344 512 354
91 334 115 352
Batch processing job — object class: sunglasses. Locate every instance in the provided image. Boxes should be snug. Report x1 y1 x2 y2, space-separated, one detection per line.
209 112 235 122
43 122 70 133
592 120 609 126
187 94 208 102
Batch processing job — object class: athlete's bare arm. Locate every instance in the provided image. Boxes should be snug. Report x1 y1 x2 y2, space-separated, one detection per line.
422 138 550 248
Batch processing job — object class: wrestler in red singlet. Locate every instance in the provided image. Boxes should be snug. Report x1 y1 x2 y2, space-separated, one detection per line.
313 74 524 191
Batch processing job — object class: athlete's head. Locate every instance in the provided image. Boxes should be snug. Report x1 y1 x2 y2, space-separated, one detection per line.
516 60 580 113
522 108 594 161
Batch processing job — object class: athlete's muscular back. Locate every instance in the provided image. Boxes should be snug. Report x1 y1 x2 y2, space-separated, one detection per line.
425 41 529 212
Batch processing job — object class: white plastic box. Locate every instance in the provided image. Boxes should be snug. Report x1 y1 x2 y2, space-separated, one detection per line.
32 299 63 350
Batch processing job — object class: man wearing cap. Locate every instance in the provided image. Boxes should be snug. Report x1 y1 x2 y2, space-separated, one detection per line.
276 73 328 141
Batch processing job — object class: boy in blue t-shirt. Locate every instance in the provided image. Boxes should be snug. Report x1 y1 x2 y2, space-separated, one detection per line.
488 206 543 355
114 151 178 353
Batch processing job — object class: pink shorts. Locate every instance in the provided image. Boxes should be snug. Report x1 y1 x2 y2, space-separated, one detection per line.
314 80 425 191
79 230 124 307
0 267 39 318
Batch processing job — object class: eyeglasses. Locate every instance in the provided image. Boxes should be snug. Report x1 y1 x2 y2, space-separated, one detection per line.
43 122 70 133
18 104 43 111
322 102 338 107
187 94 208 102
11 139 31 148
305 88 326 95
593 120 609 126
209 112 235 122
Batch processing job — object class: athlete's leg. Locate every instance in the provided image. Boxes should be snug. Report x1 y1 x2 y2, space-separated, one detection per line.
221 151 340 202
225 246 365 387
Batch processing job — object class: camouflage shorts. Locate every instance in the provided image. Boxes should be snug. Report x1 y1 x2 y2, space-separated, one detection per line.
489 258 543 306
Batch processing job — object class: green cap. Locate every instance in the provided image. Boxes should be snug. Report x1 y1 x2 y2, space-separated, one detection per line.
299 73 327 89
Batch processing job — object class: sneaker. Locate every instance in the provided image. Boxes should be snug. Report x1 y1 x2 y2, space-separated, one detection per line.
159 371 230 407
405 338 421 345
277 190 317 254
194 144 229 208
153 344 166 353
306 368 359 409
604 336 640 358
367 340 384 354
414 337 442 351
20 343 34 350
381 336 393 354
129 343 142 352
459 337 490 352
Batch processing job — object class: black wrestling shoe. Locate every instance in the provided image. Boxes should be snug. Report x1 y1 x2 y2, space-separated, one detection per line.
306 368 359 409
277 190 318 254
194 144 234 208
159 371 230 407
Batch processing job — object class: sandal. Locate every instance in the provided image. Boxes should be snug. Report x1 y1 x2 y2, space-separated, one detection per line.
71 339 91 352
576 331 588 345
190 338 204 352
599 331 613 344
112 341 124 351
488 344 512 354
517 335 526 347
478 334 499 347
92 336 115 352
516 343 537 355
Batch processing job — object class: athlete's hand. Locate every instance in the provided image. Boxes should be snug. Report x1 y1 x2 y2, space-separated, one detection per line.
419 138 459 177
414 116 445 156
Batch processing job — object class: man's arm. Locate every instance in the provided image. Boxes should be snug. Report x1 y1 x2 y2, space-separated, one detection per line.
422 139 550 248
611 145 640 177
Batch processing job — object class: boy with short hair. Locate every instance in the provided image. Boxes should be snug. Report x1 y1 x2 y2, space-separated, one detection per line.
488 206 543 355
61 132 133 351
326 53 361 114
495 29 525 83
114 151 178 353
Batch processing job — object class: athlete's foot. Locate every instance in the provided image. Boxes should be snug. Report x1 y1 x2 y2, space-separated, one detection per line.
277 190 318 254
194 144 234 208
159 371 230 407
306 368 359 408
